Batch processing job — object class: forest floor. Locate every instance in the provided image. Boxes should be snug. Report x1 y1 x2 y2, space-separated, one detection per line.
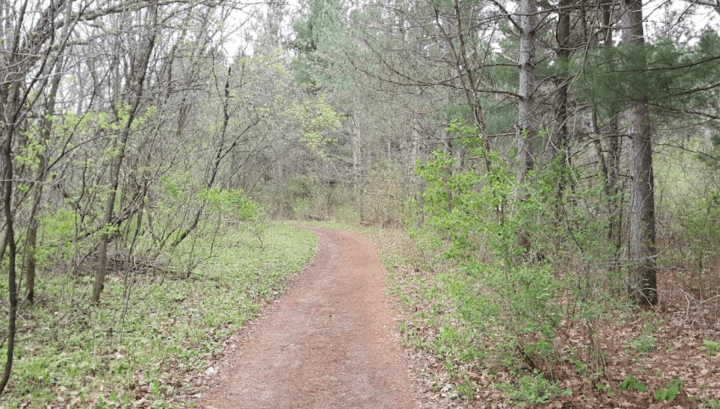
196 227 427 409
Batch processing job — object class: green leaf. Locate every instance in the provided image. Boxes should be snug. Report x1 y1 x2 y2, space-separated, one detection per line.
619 375 647 392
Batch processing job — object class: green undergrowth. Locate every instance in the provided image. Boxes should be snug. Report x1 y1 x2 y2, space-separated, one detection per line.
358 145 614 406
366 228 482 378
0 223 317 408
368 226 578 406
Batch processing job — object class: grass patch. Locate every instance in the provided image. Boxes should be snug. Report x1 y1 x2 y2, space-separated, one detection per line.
0 222 317 408
497 371 571 406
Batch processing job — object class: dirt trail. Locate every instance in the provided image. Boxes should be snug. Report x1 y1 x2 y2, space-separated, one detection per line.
198 227 421 409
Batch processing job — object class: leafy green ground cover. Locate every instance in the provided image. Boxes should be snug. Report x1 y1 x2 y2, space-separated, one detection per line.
0 223 316 408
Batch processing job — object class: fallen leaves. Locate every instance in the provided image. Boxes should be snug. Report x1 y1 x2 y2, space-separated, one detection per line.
391 263 720 409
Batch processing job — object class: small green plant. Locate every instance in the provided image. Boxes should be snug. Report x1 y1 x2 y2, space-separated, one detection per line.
700 340 720 357
569 356 587 376
499 371 571 405
629 334 656 355
457 375 475 399
640 310 654 318
619 375 647 392
151 379 160 398
596 382 614 397
702 398 720 409
654 376 683 402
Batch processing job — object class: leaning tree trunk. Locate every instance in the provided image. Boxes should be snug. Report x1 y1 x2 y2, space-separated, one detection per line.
0 75 21 396
93 5 158 304
452 0 490 170
622 0 657 305
171 64 233 249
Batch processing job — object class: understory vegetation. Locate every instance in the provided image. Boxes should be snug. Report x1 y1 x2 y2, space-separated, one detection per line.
369 209 720 408
358 142 720 408
0 223 316 408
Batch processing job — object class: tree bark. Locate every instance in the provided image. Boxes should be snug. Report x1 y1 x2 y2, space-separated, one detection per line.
622 0 657 305
606 116 622 252
0 74 20 397
602 3 623 255
515 0 538 256
553 0 571 159
552 0 572 217
517 0 537 185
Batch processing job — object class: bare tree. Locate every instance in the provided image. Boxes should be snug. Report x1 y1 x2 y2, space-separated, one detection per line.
93 3 160 304
0 0 80 393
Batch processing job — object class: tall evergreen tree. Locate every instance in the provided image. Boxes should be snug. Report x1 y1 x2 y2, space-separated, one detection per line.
622 0 657 305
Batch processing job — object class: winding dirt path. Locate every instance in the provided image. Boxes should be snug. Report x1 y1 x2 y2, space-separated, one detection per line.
198 227 421 409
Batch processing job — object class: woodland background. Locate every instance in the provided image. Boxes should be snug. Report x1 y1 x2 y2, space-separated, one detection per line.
1 0 720 407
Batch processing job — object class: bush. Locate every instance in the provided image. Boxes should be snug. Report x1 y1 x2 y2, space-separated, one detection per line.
408 129 626 401
411 146 562 348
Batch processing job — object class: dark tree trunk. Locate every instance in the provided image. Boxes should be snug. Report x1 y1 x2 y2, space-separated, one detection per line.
552 0 572 216
599 2 623 263
606 115 622 255
0 77 20 396
553 0 571 158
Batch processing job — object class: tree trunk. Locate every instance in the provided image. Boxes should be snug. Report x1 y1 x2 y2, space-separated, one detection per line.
517 0 537 185
172 63 235 249
622 0 657 305
606 116 622 252
348 111 361 180
553 0 571 159
433 0 490 169
0 76 20 396
24 58 63 305
552 0 572 216
602 3 623 254
453 0 490 170
515 0 537 255
93 5 158 304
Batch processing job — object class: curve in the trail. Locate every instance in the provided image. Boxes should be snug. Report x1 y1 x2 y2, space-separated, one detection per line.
198 227 420 409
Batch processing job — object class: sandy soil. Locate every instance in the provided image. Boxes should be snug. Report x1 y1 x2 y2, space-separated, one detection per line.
196 227 422 409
